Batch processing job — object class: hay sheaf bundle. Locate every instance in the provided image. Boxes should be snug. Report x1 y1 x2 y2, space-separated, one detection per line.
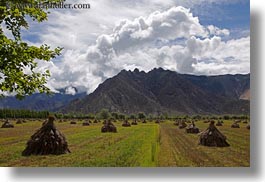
1 120 14 128
16 119 23 124
199 121 230 147
186 122 199 134
22 116 70 156
174 120 180 126
131 119 138 125
216 121 223 126
231 122 240 128
101 120 117 133
82 121 90 126
70 121 77 125
178 121 187 129
122 120 131 127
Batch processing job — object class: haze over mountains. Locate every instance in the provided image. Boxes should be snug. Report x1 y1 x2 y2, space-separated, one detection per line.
62 68 250 115
0 89 86 112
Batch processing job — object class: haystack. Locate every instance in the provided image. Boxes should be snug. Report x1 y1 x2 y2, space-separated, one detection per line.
246 125 250 130
231 122 240 128
142 120 147 123
131 119 138 125
16 119 23 124
186 122 199 134
22 116 70 156
122 120 131 127
174 120 180 126
1 120 14 128
82 121 90 126
216 121 223 126
70 121 77 125
179 121 187 129
243 120 248 124
155 120 160 124
199 121 229 147
101 120 117 133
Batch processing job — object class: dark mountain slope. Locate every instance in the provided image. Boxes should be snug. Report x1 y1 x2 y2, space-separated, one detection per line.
62 68 250 115
0 92 86 111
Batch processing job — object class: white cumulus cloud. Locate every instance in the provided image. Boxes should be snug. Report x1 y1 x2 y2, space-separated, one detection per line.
26 4 249 94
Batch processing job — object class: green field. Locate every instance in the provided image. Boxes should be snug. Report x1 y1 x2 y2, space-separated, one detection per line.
0 120 250 167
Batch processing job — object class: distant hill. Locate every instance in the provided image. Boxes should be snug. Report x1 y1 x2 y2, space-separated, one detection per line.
0 91 86 112
62 68 250 115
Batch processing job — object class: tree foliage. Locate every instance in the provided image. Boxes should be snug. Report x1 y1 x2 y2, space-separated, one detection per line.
0 0 62 99
138 112 146 119
98 109 110 120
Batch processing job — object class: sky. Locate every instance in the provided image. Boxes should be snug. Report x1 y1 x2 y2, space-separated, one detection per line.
20 0 250 95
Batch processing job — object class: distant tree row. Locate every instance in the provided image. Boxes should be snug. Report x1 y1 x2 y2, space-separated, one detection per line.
55 109 249 121
0 108 249 120
0 109 49 119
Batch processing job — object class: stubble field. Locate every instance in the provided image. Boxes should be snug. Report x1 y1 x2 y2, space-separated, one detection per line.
0 119 250 167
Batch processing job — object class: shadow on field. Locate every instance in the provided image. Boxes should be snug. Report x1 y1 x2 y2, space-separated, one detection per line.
10 9 262 181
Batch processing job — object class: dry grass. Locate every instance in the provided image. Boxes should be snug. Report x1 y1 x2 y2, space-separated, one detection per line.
0 119 249 167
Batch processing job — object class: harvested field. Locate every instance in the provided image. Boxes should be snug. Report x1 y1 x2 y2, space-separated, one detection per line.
0 119 249 167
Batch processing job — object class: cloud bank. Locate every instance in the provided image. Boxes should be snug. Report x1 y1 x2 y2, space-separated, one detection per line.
31 4 249 94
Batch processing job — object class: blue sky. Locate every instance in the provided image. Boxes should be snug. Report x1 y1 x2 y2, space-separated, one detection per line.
192 1 249 30
18 0 250 94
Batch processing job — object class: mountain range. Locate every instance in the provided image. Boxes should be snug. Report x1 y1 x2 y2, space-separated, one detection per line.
62 68 250 115
0 89 86 112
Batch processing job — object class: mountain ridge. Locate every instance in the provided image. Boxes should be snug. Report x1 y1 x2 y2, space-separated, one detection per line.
62 68 250 115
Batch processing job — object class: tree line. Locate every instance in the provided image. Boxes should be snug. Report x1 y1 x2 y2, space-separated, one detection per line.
0 108 249 121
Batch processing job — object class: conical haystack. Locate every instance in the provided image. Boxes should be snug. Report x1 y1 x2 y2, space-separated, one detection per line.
199 121 229 147
1 120 14 128
22 116 70 156
122 120 131 127
179 121 187 129
16 119 23 124
186 121 199 134
101 120 117 133
82 121 90 126
216 121 223 126
131 119 138 125
231 122 240 128
174 120 180 126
